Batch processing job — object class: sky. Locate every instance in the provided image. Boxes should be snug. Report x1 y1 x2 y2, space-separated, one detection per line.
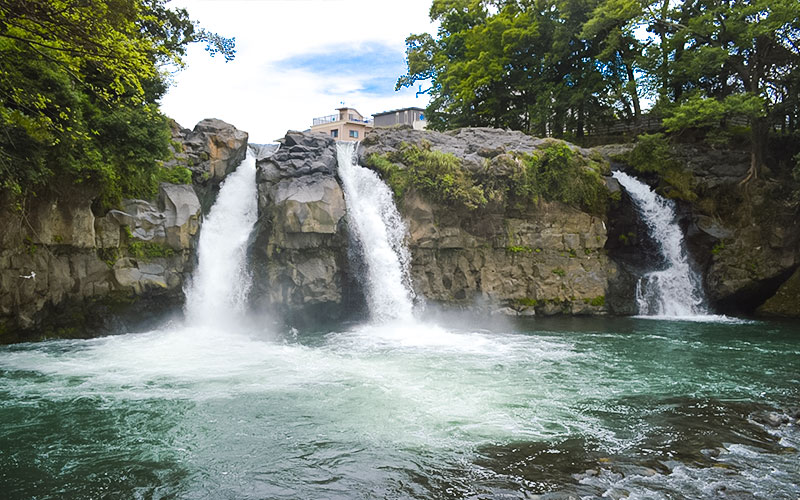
160 0 437 143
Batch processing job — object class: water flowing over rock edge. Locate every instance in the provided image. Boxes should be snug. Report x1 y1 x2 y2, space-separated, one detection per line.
3 124 799 341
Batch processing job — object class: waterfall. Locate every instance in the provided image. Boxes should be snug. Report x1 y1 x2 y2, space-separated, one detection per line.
336 141 415 322
612 170 707 317
184 148 258 326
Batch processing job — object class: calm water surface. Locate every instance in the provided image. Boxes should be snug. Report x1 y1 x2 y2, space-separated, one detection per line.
1 316 798 499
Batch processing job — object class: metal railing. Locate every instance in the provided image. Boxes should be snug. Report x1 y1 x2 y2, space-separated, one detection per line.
312 114 374 126
312 114 338 126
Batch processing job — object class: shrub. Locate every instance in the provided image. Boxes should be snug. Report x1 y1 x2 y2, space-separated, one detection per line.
366 141 486 209
512 142 609 215
616 133 697 201
127 241 174 260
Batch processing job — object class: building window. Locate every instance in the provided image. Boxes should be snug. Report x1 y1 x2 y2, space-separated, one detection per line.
331 130 338 138
349 130 358 138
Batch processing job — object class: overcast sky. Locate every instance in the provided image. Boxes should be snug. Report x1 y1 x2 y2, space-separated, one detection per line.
160 0 436 143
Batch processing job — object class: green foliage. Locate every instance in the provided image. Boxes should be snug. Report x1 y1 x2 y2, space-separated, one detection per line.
506 245 533 254
398 0 618 136
127 241 174 260
513 142 609 215
366 142 487 209
398 0 800 184
711 241 725 256
0 0 235 209
663 94 766 133
515 298 538 307
155 166 193 185
369 140 610 215
552 268 566 277
618 232 634 245
584 295 605 307
98 247 121 268
617 133 696 201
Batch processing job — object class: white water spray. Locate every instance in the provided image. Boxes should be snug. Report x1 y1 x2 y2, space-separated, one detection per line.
184 148 258 326
613 170 707 317
336 141 415 322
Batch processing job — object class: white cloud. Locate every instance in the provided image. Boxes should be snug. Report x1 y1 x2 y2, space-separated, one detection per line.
160 0 437 143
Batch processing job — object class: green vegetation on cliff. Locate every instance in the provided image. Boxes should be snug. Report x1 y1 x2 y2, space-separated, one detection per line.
0 0 234 210
615 133 696 201
510 142 609 215
367 140 609 216
366 141 487 209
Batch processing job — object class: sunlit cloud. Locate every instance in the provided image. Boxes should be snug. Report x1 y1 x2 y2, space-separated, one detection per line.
160 0 437 143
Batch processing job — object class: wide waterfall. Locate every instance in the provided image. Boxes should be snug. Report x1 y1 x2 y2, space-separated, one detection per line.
336 141 415 322
612 170 707 317
184 148 258 325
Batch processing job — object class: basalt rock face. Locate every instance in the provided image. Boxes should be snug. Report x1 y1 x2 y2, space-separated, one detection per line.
0 119 244 342
0 183 202 341
248 128 619 318
167 118 249 212
360 127 619 316
607 143 800 317
249 132 353 322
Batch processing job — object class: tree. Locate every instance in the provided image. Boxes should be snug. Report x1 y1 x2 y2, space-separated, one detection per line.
398 0 618 138
650 0 800 181
0 0 235 208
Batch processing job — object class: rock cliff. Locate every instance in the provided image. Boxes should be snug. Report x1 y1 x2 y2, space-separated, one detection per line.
0 119 248 341
250 128 619 318
249 132 353 322
605 142 800 317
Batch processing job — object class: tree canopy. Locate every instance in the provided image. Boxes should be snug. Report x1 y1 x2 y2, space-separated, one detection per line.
399 0 800 180
0 0 235 209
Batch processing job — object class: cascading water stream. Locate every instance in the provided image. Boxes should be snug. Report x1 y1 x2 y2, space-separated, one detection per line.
612 170 707 317
184 147 258 326
336 141 415 322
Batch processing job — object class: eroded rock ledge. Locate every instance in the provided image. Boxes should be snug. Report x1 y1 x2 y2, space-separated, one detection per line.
249 128 619 320
0 118 247 341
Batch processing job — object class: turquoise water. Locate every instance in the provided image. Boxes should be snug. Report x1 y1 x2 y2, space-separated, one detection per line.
1 317 798 499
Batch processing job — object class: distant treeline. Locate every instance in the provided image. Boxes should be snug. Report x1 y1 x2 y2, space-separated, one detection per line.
399 0 800 180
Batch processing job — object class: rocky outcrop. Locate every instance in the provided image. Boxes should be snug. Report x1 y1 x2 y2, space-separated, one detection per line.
361 127 617 316
167 118 249 211
0 119 245 342
757 267 800 317
248 128 620 318
0 182 202 340
249 132 351 320
605 142 800 316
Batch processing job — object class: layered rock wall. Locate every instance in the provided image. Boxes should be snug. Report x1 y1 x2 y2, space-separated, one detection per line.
250 128 619 318
249 132 351 320
0 119 248 341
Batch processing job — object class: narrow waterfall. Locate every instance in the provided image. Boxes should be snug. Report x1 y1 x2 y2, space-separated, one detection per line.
184 148 258 325
336 141 415 322
612 171 707 316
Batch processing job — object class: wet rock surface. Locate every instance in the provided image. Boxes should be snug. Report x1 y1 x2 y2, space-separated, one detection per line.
167 118 248 212
469 398 799 499
0 120 238 341
249 132 353 322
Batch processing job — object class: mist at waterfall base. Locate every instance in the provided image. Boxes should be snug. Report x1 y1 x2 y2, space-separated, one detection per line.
1 154 799 499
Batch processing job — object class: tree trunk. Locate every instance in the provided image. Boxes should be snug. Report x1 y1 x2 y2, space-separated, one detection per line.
742 117 767 184
626 63 642 123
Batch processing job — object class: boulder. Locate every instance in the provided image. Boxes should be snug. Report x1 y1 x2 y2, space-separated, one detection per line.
756 267 800 317
249 131 350 318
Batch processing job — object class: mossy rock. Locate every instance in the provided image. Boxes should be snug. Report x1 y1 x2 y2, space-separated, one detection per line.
757 268 800 318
